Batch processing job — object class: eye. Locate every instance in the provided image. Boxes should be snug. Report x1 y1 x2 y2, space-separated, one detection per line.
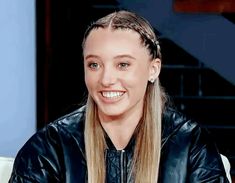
88 62 100 70
118 62 130 70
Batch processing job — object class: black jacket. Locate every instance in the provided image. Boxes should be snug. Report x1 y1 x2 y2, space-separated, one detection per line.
9 106 229 182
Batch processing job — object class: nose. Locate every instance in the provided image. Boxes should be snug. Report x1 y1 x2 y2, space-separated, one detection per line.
100 67 117 87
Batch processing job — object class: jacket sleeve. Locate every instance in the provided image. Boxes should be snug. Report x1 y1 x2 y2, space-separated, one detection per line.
9 125 63 183
188 123 230 182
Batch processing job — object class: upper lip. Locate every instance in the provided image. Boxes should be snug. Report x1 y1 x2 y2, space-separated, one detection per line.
99 89 126 92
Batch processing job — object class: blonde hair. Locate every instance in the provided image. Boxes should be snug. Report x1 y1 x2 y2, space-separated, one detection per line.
83 10 166 183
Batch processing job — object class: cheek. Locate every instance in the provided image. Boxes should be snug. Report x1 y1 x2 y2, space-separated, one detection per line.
126 66 150 84
122 72 148 90
123 67 149 95
84 72 97 90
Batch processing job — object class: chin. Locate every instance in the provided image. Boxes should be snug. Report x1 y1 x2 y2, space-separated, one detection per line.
102 109 123 116
98 106 125 117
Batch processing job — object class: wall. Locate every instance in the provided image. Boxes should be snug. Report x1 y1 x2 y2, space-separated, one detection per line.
118 0 235 85
0 0 36 157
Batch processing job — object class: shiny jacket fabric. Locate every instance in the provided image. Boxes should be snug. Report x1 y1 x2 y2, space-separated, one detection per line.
9 106 229 182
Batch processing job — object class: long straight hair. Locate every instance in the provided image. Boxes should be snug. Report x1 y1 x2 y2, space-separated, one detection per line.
83 10 166 183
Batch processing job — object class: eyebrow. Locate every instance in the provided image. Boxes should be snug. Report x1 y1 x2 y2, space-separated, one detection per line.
114 55 136 60
84 55 100 60
84 54 136 61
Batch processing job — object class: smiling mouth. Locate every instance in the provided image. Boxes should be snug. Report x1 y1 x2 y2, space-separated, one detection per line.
101 91 125 99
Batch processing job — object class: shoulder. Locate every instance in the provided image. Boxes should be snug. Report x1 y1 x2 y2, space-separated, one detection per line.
162 107 213 150
162 107 199 139
11 106 86 181
18 105 86 155
51 105 86 134
31 105 86 149
160 107 228 182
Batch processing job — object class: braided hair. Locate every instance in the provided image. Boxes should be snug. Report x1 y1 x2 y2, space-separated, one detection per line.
82 10 161 60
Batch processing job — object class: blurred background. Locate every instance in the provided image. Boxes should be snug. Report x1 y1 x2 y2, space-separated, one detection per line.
0 0 235 180
0 0 36 158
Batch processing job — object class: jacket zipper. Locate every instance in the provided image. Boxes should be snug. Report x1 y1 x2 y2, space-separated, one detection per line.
120 150 126 183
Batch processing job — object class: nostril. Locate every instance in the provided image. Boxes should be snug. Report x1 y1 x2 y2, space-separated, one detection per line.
100 71 116 86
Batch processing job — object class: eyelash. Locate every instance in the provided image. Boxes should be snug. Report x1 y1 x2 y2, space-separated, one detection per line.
87 62 100 70
86 62 130 70
118 62 130 69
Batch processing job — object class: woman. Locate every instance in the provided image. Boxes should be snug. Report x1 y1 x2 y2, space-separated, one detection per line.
9 10 229 182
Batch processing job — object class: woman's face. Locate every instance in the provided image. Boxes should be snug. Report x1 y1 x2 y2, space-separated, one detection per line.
83 28 160 119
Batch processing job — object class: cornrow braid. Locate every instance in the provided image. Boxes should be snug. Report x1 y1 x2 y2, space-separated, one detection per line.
112 20 160 59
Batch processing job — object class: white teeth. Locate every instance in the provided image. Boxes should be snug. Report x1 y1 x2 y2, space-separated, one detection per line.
102 91 124 98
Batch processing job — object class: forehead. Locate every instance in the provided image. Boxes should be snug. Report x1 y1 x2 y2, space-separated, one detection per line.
86 28 141 44
83 28 149 57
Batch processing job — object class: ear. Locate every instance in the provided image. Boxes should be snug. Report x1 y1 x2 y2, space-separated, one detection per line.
148 58 161 82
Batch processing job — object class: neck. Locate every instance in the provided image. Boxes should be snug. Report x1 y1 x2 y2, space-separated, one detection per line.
99 107 143 150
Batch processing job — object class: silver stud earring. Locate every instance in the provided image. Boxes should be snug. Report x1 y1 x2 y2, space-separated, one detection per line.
149 78 155 83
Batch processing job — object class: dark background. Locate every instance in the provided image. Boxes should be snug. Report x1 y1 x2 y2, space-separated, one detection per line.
36 0 235 177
